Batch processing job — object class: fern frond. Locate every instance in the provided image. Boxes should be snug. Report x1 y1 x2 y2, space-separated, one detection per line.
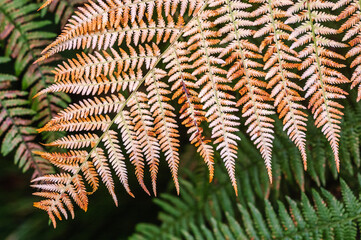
163 41 215 182
43 133 99 149
52 44 160 82
0 59 52 177
38 115 111 133
91 147 118 204
146 69 180 194
39 94 125 130
252 0 308 168
116 110 150 195
33 1 210 225
35 44 161 99
32 170 88 227
186 11 241 193
38 13 184 62
103 130 134 197
36 71 142 96
127 92 160 195
32 0 361 226
39 0 55 10
213 0 274 181
39 0 204 61
287 0 349 171
334 0 361 101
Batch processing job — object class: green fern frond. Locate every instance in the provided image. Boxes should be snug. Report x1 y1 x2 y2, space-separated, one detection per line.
132 172 361 240
0 0 70 131
0 57 53 177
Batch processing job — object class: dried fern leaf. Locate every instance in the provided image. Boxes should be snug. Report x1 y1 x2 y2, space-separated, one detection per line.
185 11 241 193
212 0 275 181
91 148 118 205
287 0 349 171
43 133 99 149
38 13 184 62
127 92 161 195
39 0 204 61
103 130 134 197
33 1 210 226
163 41 215 182
39 0 55 10
146 69 181 194
252 0 308 168
116 110 151 195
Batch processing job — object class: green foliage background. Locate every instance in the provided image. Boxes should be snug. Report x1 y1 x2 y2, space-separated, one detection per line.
1 0 361 239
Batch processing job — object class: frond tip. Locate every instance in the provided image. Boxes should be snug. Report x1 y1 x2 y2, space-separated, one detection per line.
39 0 54 10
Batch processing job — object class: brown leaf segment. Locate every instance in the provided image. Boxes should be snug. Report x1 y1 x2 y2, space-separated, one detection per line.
38 0 204 62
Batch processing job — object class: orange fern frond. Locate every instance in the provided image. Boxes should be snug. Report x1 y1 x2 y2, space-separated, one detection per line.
30 0 361 226
146 68 181 194
43 133 99 149
213 0 275 181
252 0 308 168
103 131 134 197
38 115 111 133
32 169 88 228
127 92 160 196
41 94 125 128
35 71 143 97
287 0 350 171
186 10 241 193
39 0 54 10
50 44 160 82
91 148 118 205
116 110 150 196
39 14 184 61
39 0 204 61
32 1 214 226
163 41 215 182
33 151 99 192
